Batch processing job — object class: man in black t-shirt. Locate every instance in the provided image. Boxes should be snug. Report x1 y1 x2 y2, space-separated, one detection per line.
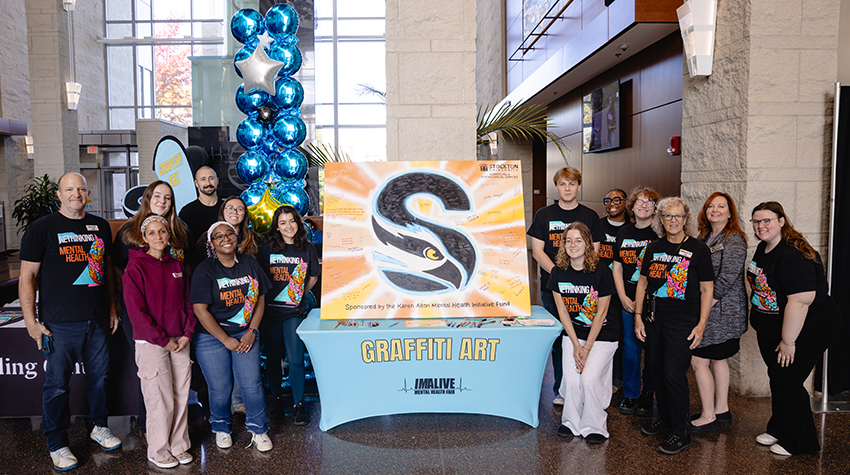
527 167 602 405
179 166 223 264
19 173 122 471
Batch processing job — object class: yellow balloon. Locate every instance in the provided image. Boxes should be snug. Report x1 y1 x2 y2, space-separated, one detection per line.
247 189 281 234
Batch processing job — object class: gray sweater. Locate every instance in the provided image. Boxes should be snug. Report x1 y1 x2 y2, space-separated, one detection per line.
697 232 749 348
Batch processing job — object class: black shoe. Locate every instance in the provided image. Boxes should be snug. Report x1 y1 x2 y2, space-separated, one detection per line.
688 418 720 433
658 434 691 455
640 419 670 436
557 425 575 437
269 397 287 419
293 403 309 426
586 433 607 444
635 390 654 417
691 411 732 424
618 397 637 415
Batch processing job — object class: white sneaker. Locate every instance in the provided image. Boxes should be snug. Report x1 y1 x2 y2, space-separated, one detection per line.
770 443 792 456
90 425 122 451
173 451 193 464
50 447 78 471
215 431 233 449
553 395 565 406
148 455 179 468
756 432 779 446
248 432 273 452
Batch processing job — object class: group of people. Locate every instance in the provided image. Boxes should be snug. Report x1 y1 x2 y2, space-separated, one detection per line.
529 167 840 456
21 168 319 471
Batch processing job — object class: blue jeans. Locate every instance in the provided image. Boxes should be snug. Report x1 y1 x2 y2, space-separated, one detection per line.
541 290 563 396
263 318 307 403
43 320 110 452
622 308 654 399
194 330 269 435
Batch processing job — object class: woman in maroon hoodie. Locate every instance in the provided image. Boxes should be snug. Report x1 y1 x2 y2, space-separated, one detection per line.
123 215 196 469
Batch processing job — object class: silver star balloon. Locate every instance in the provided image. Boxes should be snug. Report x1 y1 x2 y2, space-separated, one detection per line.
257 31 275 50
235 46 284 96
264 174 281 189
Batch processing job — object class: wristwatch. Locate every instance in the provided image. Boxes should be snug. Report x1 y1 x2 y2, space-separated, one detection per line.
249 327 259 337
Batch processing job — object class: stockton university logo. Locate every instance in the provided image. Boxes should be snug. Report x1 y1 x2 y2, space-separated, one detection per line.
370 171 478 293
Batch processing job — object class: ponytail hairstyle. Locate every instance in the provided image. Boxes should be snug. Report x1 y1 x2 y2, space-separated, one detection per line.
751 201 819 262
554 222 598 273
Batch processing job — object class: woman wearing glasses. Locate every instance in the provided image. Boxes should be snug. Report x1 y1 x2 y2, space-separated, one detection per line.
612 187 661 417
748 202 840 456
634 197 714 455
689 193 748 433
191 222 273 452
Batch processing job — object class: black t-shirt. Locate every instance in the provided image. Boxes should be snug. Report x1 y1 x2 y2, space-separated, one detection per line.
613 224 659 300
190 253 271 335
527 203 603 287
640 237 714 312
19 212 113 323
546 264 618 341
598 217 625 271
257 242 321 320
178 198 222 246
747 241 829 317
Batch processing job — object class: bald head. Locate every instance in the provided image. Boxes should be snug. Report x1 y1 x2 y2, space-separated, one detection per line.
56 172 90 217
58 172 87 189
194 166 218 198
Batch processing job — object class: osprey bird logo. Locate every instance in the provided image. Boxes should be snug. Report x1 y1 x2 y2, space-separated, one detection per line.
371 171 477 293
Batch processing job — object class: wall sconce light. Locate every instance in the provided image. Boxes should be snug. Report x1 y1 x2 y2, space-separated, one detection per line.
25 136 34 159
65 82 82 110
677 0 717 78
63 0 76 11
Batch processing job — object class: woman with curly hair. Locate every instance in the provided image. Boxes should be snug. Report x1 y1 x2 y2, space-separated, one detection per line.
547 222 618 444
634 197 714 455
748 201 841 456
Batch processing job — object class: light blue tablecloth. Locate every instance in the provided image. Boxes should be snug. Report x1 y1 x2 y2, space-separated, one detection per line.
297 306 563 431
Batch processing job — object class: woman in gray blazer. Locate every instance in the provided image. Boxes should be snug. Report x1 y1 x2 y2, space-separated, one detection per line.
689 192 749 432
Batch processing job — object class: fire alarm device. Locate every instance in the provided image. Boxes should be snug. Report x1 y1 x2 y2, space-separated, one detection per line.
667 136 681 155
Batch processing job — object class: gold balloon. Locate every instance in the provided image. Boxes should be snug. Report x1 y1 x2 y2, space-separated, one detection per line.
247 189 282 234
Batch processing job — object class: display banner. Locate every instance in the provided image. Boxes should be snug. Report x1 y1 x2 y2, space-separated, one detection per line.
153 136 195 214
322 161 531 319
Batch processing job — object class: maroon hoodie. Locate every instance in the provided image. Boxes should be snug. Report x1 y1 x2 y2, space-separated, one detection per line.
123 247 196 347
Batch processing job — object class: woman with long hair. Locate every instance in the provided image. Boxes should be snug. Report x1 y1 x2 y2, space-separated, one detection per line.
634 197 714 455
548 222 618 444
259 205 320 425
218 196 261 257
748 201 841 456
689 192 748 432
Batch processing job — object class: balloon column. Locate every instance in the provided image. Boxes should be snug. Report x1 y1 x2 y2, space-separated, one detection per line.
231 5 310 234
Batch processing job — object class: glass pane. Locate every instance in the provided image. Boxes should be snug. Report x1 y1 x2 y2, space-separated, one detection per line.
338 19 385 37
106 0 133 20
139 106 154 119
194 21 223 39
338 104 385 126
314 42 335 103
154 43 192 108
107 46 135 106
137 22 153 39
107 23 133 39
107 152 129 167
315 19 333 37
130 168 139 186
192 0 224 19
338 0 385 18
137 0 152 21
338 128 386 162
156 107 192 126
316 104 335 126
112 172 127 211
155 21 191 38
337 42 385 103
315 0 333 18
314 128 335 147
82 170 101 214
110 109 136 129
130 151 139 167
153 0 190 20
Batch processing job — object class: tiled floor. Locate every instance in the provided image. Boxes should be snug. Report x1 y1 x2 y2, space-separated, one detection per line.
2 363 850 474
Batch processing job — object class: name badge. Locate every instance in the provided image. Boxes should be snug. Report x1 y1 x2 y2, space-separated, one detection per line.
86 225 99 231
173 272 183 278
679 249 692 258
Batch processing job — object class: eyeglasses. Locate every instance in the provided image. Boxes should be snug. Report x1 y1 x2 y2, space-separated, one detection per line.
603 197 623 206
635 199 655 207
224 206 245 213
661 214 686 221
211 231 237 242
750 218 777 226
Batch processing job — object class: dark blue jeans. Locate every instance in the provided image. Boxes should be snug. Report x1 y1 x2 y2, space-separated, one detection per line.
263 317 307 404
43 320 110 452
621 308 654 399
541 290 563 396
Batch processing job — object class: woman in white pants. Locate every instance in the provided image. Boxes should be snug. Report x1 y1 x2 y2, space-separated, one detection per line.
547 222 619 444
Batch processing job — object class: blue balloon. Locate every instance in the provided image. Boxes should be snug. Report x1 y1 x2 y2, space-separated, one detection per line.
268 42 302 77
273 149 308 181
236 151 270 184
272 115 306 148
241 183 267 207
233 45 254 78
236 117 266 150
260 135 281 159
265 4 300 39
230 9 265 44
235 85 269 114
273 186 310 216
270 77 304 111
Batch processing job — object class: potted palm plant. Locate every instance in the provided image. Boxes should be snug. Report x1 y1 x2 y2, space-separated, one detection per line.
12 174 60 233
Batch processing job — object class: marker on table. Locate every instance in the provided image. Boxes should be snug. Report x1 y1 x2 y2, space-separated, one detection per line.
389 322 399 327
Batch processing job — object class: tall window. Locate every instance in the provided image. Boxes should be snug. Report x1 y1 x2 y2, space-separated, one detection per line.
315 0 386 161
105 0 226 129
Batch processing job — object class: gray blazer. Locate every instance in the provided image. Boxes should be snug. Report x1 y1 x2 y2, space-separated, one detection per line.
698 232 749 348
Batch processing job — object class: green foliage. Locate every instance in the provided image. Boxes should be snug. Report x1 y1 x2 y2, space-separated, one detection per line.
298 142 351 168
477 102 570 162
12 174 60 233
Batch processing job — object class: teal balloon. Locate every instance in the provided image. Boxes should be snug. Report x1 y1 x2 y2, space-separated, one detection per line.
270 77 304 110
236 117 266 150
273 149 308 181
241 183 266 207
231 9 265 44
260 135 281 159
236 151 269 183
235 85 269 114
268 43 302 77
233 46 254 78
273 186 309 216
272 115 306 148
266 4 299 39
